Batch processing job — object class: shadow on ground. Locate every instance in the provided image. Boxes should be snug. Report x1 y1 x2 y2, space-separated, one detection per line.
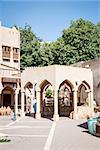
77 121 88 129
25 113 53 121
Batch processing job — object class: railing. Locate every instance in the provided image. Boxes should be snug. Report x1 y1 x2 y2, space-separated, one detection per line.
0 68 21 77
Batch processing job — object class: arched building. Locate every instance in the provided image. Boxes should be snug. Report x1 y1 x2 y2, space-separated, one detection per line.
21 65 94 121
0 25 21 114
72 58 100 107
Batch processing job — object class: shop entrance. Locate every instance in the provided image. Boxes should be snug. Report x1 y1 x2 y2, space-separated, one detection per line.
3 94 11 107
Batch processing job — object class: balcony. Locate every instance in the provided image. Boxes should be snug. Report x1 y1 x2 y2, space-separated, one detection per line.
0 68 21 78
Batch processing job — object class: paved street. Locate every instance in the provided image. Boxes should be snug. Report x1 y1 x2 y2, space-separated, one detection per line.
0 116 100 150
51 117 100 150
0 116 14 127
0 116 52 150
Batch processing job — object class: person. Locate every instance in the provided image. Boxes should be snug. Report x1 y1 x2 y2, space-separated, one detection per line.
33 98 37 118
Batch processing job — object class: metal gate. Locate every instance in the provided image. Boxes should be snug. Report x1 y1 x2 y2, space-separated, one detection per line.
41 97 54 118
58 98 73 117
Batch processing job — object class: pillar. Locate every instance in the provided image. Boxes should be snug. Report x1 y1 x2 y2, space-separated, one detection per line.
0 83 3 106
0 90 2 106
26 96 29 113
87 90 91 107
0 44 2 64
36 91 41 119
90 90 94 116
14 90 18 115
21 91 25 116
30 93 34 113
73 90 78 119
53 90 59 121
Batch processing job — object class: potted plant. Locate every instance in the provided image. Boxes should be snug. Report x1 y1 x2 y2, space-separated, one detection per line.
45 89 53 98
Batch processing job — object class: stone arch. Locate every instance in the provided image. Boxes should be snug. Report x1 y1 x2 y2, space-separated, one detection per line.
24 81 33 113
82 80 91 90
58 80 74 117
1 86 14 109
77 81 91 106
39 80 52 91
39 80 54 118
24 81 33 90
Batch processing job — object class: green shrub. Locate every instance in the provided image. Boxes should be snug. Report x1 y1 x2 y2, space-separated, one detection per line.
45 89 53 98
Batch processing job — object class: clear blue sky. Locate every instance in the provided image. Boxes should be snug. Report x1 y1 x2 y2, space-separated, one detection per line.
0 0 100 41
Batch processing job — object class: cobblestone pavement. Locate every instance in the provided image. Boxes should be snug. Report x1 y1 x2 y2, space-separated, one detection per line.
0 116 100 150
51 117 100 150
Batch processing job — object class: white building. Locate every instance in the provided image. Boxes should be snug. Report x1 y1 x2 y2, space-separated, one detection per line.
21 65 94 121
0 25 20 115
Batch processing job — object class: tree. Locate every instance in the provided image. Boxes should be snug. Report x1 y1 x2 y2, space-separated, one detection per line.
19 19 100 69
19 24 41 70
62 18 100 63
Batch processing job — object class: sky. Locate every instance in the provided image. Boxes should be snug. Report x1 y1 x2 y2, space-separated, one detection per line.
0 0 100 41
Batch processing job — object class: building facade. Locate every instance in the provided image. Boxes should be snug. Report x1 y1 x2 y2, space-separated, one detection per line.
0 25 21 115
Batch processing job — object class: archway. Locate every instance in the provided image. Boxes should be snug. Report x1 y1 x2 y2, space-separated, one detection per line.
39 80 54 118
77 81 90 106
24 82 33 113
58 80 74 117
2 86 14 109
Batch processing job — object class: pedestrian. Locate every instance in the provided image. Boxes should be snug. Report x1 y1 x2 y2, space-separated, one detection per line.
33 98 37 118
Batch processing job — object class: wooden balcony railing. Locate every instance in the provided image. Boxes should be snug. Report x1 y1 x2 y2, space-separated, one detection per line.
0 68 21 77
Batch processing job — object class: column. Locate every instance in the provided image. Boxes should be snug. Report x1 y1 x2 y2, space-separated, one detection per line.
0 90 2 106
90 90 94 116
36 91 41 119
30 86 35 113
15 90 18 115
30 93 34 113
0 45 2 64
73 90 78 119
87 90 91 107
53 90 59 121
26 96 29 113
21 91 25 116
0 83 3 106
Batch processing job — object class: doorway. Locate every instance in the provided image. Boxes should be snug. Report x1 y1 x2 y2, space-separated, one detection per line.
3 94 11 107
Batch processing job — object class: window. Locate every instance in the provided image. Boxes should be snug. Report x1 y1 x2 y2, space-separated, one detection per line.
13 47 19 61
2 46 11 60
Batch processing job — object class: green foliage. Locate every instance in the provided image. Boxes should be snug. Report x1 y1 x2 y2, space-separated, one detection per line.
19 24 41 70
19 19 100 69
0 138 11 143
45 89 53 98
62 18 100 63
